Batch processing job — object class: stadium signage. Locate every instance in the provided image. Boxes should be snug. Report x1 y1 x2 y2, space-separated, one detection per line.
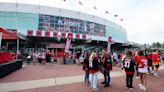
58 20 80 27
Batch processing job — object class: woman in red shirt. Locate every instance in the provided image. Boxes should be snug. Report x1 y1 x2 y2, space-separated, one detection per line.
137 50 148 91
152 50 160 77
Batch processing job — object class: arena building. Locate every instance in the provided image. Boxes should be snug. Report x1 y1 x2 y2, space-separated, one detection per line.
0 2 127 55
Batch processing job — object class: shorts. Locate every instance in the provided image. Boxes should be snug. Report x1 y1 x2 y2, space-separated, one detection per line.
154 64 159 69
148 59 152 66
138 68 148 73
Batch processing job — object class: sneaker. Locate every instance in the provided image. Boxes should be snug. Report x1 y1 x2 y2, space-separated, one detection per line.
147 72 150 74
92 88 99 91
156 72 160 75
104 84 110 87
140 86 146 91
154 73 160 77
101 81 105 84
138 84 143 87
85 83 89 86
129 88 135 90
135 76 140 79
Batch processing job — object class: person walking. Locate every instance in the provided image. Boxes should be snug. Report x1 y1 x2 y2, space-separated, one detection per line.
152 50 160 77
137 50 148 91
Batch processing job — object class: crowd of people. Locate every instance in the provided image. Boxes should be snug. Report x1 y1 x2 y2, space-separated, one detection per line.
26 50 55 66
20 48 163 91
79 49 162 91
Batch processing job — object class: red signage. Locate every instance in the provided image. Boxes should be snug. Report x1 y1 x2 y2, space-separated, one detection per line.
68 33 73 39
61 32 66 38
53 32 58 37
50 43 55 48
45 31 50 37
76 34 80 39
36 30 42 36
27 30 33 36
82 34 86 39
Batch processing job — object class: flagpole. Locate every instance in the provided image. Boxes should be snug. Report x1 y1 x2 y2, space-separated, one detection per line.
59 0 62 12
78 1 82 34
38 0 40 14
15 0 19 59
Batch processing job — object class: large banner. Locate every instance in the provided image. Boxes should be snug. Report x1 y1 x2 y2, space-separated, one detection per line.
65 33 72 53
0 32 2 48
38 14 106 36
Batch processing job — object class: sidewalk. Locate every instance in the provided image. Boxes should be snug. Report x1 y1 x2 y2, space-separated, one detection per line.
0 66 164 92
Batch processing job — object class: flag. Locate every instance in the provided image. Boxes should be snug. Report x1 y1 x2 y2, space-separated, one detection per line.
105 10 109 14
114 15 118 17
79 1 83 6
65 33 72 53
120 18 123 21
94 6 97 10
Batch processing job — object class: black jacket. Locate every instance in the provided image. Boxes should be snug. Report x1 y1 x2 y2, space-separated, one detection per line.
104 57 112 70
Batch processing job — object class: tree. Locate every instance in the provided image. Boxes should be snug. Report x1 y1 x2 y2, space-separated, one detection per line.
162 43 164 48
156 42 161 49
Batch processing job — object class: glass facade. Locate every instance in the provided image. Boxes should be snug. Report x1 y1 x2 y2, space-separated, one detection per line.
38 14 106 36
106 22 127 42
0 11 38 30
0 11 127 42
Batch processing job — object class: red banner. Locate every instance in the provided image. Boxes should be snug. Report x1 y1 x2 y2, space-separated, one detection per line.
68 33 73 39
36 31 42 36
76 34 80 39
61 32 66 38
65 33 72 53
27 30 33 36
45 31 50 37
53 32 58 37
82 34 86 39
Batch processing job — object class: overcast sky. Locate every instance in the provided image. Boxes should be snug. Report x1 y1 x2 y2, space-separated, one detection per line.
0 0 164 44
